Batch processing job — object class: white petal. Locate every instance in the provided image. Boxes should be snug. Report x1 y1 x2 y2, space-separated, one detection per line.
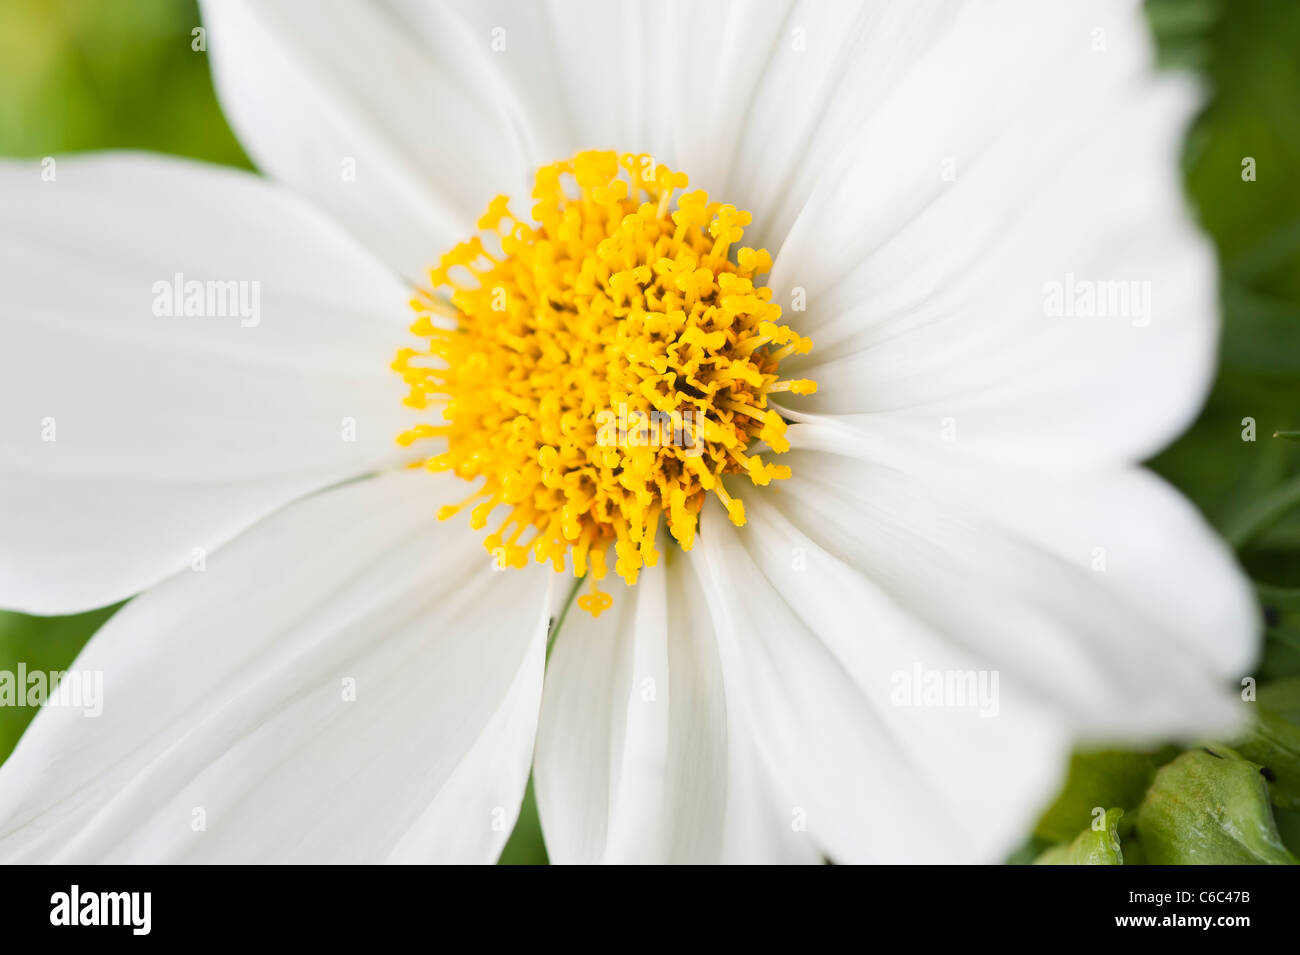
429 1 960 252
771 2 1216 470
0 153 418 614
373 0 691 175
671 0 963 251
771 440 1258 743
200 0 973 276
0 470 549 863
535 549 817 864
200 0 530 278
692 499 1069 863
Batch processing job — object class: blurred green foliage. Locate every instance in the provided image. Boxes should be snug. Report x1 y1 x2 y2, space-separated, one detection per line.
0 0 1298 864
1148 0 1300 596
0 0 247 164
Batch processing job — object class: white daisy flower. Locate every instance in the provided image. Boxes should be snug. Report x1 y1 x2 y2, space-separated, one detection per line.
0 0 1258 864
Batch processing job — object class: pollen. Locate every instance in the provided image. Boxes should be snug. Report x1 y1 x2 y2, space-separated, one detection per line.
393 150 814 614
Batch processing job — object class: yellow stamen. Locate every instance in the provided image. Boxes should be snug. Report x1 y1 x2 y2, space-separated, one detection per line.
765 379 818 395
394 151 816 616
576 574 614 618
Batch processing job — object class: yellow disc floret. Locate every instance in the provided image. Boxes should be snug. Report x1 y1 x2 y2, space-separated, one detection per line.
393 150 814 613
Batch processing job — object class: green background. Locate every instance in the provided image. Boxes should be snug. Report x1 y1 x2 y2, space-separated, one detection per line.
1 0 1298 864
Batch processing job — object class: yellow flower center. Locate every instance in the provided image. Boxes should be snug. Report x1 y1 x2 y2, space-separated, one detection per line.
393 150 814 616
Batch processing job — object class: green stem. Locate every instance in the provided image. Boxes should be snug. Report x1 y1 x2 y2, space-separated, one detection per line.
546 576 585 662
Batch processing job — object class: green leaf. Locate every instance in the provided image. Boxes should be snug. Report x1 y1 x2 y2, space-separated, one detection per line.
1145 0 1218 70
1033 808 1124 865
1220 285 1300 377
1237 709 1300 810
1224 475 1300 548
1133 745 1298 864
1256 676 1300 723
1275 808 1300 856
1259 636 1300 683
1034 748 1175 843
1255 588 1300 675
1226 218 1300 286
1235 680 1300 810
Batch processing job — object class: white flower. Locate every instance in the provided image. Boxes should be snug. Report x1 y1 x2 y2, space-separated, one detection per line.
0 0 1258 864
